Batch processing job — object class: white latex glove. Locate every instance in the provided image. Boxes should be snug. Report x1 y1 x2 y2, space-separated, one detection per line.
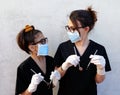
50 70 61 86
62 55 80 71
28 73 44 93
89 55 106 75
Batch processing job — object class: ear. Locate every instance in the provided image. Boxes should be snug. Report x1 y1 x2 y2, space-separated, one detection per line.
84 26 90 33
28 44 36 52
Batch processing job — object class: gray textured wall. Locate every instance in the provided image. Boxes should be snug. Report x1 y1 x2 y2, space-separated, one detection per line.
0 0 120 95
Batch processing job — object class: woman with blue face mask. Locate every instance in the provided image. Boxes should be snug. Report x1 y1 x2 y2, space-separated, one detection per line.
15 25 54 95
50 7 111 95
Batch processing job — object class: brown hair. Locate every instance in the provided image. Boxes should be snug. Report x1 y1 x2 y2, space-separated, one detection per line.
16 25 42 54
70 6 97 31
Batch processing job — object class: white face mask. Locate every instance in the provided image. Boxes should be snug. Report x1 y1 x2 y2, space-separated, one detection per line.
67 30 81 43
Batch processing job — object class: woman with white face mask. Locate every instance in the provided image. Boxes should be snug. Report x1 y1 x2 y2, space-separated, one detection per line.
15 25 54 95
50 7 111 95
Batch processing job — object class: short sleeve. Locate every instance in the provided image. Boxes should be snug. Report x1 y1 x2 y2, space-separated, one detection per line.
54 44 64 67
15 66 29 95
103 47 111 72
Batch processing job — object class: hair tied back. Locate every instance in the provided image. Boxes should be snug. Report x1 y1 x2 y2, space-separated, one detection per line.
24 25 34 32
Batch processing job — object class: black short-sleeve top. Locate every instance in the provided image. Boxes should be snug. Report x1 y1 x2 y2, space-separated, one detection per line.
15 56 54 95
54 40 111 95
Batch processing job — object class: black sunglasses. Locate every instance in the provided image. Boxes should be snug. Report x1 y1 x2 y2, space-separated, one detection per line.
32 37 48 45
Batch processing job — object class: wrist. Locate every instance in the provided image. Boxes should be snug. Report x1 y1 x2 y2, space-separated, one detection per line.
97 67 105 75
61 62 69 71
60 66 64 71
27 83 38 93
50 70 61 87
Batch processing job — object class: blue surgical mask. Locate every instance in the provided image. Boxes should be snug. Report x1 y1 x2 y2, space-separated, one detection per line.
37 44 48 56
67 30 81 43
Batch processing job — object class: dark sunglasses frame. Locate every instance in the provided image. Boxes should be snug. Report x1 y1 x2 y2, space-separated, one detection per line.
65 25 83 31
32 37 48 45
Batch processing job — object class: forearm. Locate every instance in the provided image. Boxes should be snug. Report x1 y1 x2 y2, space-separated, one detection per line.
50 55 80 87
50 66 69 87
95 74 105 83
57 66 66 77
21 73 43 94
89 55 106 83
95 66 105 83
20 89 32 95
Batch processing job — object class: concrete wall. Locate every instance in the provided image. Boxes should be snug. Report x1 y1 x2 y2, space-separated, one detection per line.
0 0 120 95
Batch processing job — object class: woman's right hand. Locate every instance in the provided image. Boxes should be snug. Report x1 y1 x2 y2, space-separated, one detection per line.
61 55 80 71
27 73 44 93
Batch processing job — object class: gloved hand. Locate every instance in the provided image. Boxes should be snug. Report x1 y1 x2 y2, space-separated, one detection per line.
28 73 44 93
89 55 106 75
62 55 80 71
50 70 61 87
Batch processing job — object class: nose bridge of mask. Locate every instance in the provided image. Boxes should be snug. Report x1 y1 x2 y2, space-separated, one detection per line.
37 43 48 56
67 30 81 43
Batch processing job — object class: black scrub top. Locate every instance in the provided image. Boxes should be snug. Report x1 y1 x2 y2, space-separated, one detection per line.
54 40 111 95
15 56 54 95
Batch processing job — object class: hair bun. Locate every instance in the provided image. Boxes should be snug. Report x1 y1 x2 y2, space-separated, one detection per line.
24 25 34 32
87 6 97 22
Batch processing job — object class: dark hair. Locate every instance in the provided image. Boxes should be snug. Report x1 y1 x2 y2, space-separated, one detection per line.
16 25 42 54
70 6 97 31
